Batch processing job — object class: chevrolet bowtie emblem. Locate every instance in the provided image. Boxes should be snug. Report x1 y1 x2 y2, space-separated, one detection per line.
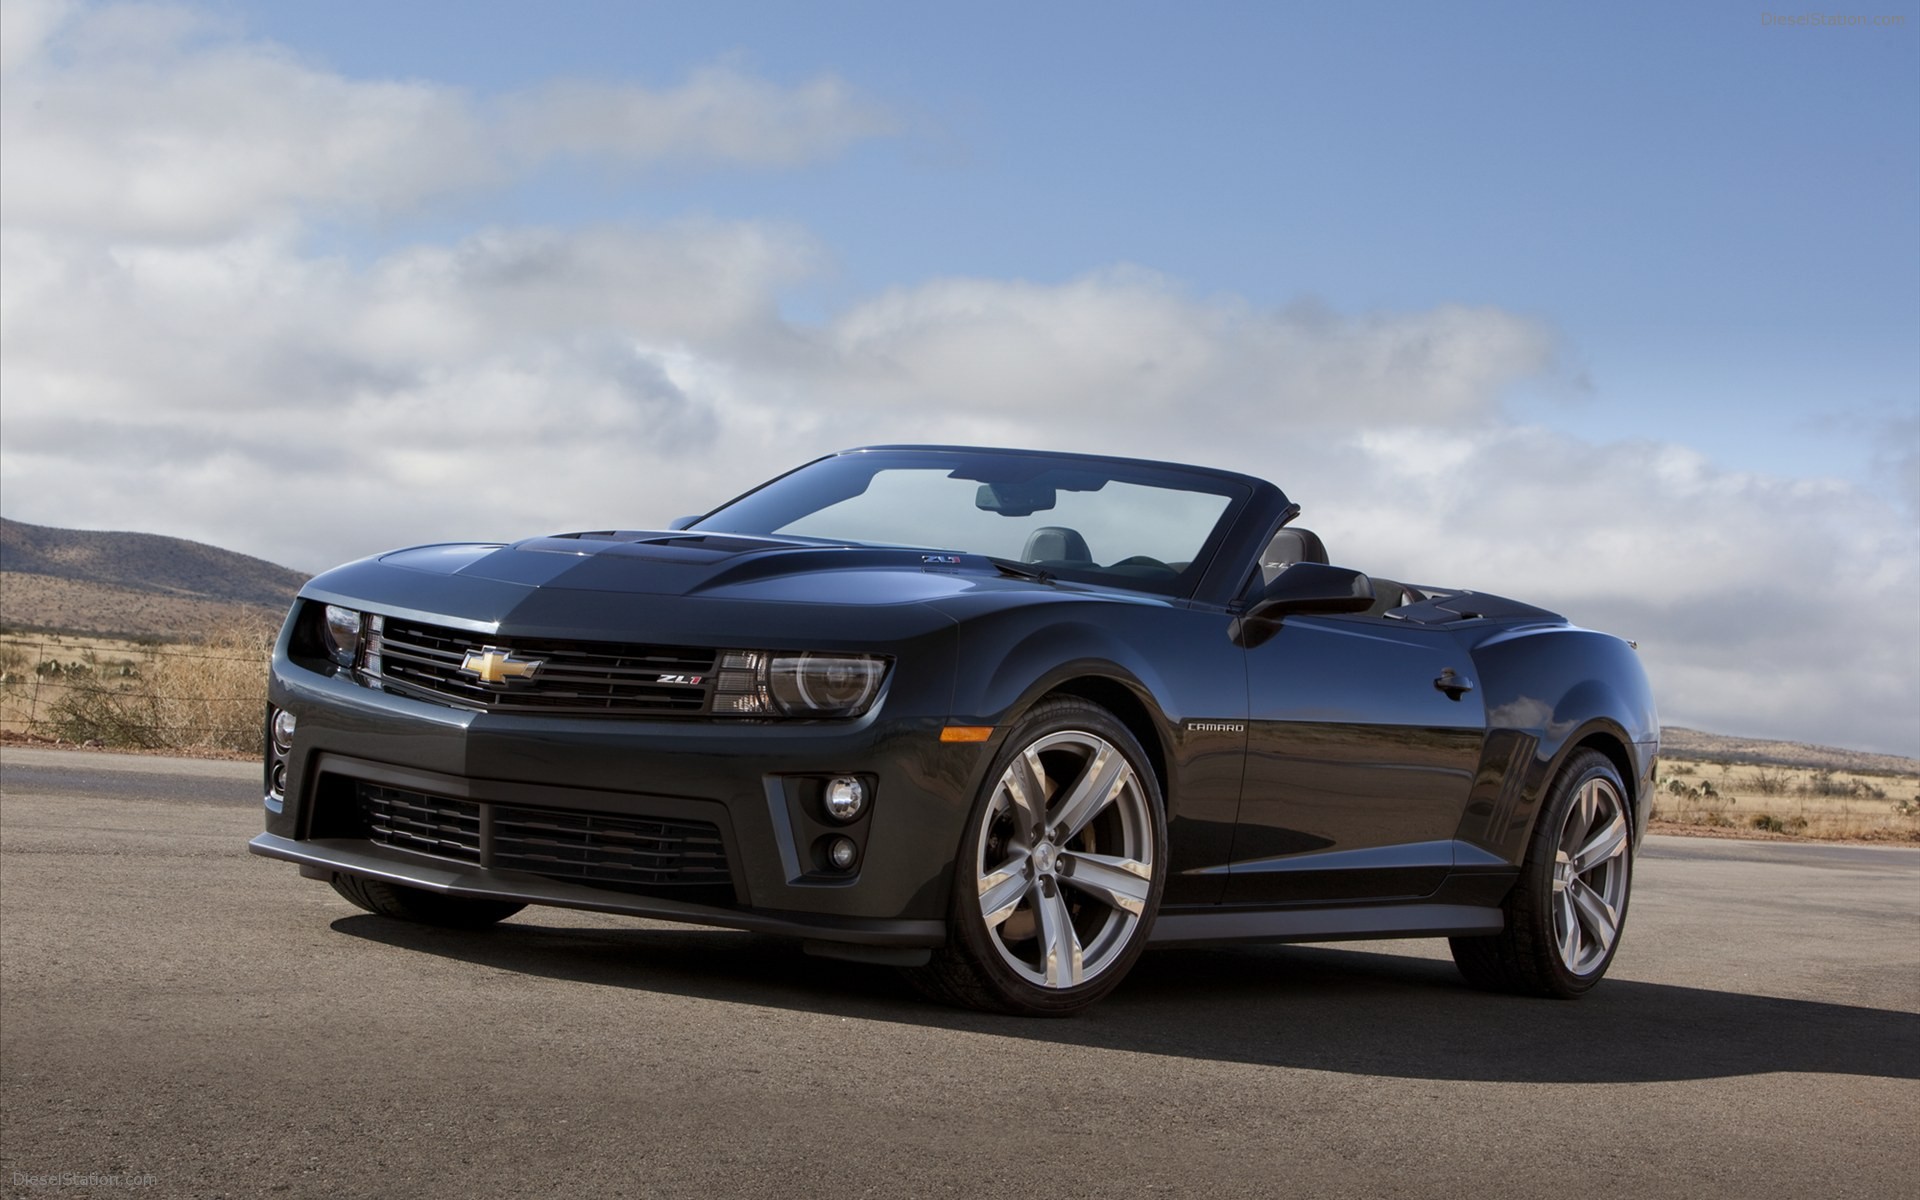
458 647 544 685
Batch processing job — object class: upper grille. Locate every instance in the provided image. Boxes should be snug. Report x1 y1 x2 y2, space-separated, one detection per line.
377 619 716 717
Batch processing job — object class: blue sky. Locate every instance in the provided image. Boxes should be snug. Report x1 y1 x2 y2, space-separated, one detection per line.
241 0 1920 483
2 0 1916 752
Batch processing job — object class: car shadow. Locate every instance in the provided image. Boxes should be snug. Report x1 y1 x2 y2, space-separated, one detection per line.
330 915 1920 1085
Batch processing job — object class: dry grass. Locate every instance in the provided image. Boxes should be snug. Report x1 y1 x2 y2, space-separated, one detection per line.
1651 756 1920 843
0 621 274 755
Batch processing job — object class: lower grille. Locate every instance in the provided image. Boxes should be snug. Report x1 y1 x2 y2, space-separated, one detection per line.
360 784 480 860
352 781 735 904
492 807 732 893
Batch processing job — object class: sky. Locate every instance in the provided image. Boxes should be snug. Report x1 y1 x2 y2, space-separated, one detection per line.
0 0 1915 755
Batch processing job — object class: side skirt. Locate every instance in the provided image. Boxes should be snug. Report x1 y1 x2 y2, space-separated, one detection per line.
1149 902 1503 947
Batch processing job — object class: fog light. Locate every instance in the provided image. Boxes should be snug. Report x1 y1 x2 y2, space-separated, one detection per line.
823 776 866 822
269 762 287 797
825 836 859 872
271 708 297 754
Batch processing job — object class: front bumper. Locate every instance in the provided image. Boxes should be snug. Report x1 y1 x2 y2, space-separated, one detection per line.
247 832 946 947
261 649 991 944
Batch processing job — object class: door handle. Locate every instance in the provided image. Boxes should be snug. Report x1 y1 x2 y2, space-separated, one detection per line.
1434 668 1474 700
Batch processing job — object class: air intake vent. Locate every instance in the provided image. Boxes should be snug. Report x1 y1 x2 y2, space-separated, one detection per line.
353 781 736 904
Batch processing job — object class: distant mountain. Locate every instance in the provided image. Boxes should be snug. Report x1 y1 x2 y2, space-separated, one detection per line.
1660 726 1918 775
0 517 309 638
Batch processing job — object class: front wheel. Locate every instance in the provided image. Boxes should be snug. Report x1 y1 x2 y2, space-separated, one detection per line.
1451 749 1634 997
909 698 1167 1016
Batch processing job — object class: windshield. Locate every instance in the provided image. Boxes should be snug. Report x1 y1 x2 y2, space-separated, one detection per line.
690 450 1247 596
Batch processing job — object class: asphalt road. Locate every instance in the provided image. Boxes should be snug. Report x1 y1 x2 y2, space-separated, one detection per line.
2 747 1916 1200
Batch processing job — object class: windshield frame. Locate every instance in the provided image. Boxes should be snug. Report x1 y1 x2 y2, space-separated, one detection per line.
688 446 1264 600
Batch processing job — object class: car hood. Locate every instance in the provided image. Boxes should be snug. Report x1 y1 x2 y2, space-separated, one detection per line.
296 530 1129 644
374 531 1036 603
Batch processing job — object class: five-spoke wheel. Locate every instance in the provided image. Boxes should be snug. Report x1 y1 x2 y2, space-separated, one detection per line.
912 698 1166 1015
1451 749 1634 997
1550 773 1631 976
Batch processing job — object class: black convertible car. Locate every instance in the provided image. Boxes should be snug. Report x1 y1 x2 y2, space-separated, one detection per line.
252 445 1657 1015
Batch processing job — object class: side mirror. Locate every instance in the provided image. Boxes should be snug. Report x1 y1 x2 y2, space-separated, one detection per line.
1244 562 1375 624
665 515 701 531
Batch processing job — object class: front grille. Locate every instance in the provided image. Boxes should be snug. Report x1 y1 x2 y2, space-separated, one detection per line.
492 807 732 892
353 781 736 904
360 783 481 860
376 619 716 717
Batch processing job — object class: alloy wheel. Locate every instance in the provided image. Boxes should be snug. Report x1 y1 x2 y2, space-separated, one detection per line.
973 729 1154 989
1550 775 1631 976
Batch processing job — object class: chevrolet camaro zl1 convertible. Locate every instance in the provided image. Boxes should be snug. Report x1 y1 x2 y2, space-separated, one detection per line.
252 445 1657 1015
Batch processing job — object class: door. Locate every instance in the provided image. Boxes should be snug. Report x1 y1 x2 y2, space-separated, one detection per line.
1225 613 1486 904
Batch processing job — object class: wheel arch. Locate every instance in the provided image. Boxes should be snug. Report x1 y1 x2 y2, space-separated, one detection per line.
1039 675 1172 803
956 614 1186 807
1511 718 1652 860
1572 729 1638 818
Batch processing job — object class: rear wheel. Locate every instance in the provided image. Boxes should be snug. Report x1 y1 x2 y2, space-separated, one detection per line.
909 698 1167 1016
1451 749 1633 997
329 873 525 929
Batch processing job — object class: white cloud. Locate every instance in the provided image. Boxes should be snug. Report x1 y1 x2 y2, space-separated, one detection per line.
1254 428 1919 757
1 6 493 239
0 3 895 241
817 273 1555 428
498 67 897 168
0 0 75 73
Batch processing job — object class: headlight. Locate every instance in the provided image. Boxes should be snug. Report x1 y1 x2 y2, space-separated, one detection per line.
321 604 363 668
712 651 889 718
771 654 886 715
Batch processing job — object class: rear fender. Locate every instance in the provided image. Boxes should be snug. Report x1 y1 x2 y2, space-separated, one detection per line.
1460 629 1658 864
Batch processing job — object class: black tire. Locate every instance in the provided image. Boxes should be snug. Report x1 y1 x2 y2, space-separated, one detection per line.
1451 749 1634 998
329 872 525 929
908 698 1167 1016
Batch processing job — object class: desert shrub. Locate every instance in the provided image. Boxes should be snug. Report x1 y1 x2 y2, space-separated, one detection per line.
1670 763 1696 776
1750 813 1808 834
1656 779 1735 826
1799 771 1857 798
47 682 169 749
1749 767 1790 796
44 621 273 754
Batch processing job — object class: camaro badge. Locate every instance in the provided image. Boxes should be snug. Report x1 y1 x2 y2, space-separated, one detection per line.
458 647 544 685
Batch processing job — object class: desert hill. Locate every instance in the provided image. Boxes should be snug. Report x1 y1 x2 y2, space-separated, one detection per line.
1658 726 1918 776
0 517 308 638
